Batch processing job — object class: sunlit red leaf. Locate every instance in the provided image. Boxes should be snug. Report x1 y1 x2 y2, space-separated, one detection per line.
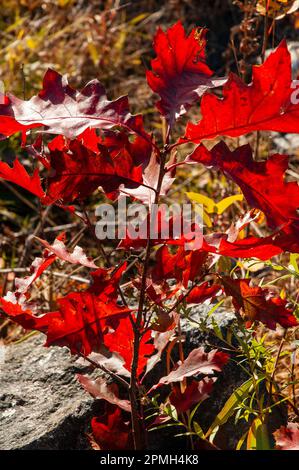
77 375 131 412
0 158 44 197
169 378 215 413
91 405 132 450
80 128 152 169
152 347 229 389
184 282 222 304
104 315 155 378
215 235 284 260
274 424 299 450
147 21 226 126
152 245 208 288
184 41 299 143
0 265 130 356
187 142 299 230
43 292 130 355
36 234 98 269
41 135 142 204
0 297 49 333
0 69 151 143
221 277 298 329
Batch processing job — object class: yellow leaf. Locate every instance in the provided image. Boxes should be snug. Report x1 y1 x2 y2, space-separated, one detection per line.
216 194 243 214
186 192 243 215
114 29 127 52
58 0 73 6
86 33 99 65
247 418 270 450
202 211 212 228
26 37 38 50
280 288 286 299
186 192 215 213
129 13 149 25
192 202 212 227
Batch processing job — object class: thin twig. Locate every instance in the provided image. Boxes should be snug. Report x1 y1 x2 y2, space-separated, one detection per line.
77 352 129 390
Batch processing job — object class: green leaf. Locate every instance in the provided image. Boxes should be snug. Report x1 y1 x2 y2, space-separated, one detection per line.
247 418 271 450
236 430 248 450
289 254 299 273
205 378 254 438
193 421 205 439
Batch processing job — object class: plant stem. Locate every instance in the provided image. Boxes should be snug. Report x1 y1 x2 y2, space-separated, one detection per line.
78 352 130 390
129 148 167 450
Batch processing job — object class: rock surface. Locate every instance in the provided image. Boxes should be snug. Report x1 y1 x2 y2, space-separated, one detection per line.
0 334 99 450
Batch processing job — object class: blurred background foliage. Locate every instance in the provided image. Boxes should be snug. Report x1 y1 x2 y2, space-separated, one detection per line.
0 0 296 110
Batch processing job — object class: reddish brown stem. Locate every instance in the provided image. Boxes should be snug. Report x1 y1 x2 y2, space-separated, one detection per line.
129 148 167 450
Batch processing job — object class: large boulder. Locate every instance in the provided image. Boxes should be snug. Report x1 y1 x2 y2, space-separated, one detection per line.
0 334 99 450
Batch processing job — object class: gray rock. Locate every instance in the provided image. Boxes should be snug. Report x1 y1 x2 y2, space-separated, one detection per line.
0 334 99 450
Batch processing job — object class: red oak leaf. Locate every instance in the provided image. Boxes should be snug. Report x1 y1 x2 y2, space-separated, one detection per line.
152 347 229 389
42 135 142 204
88 263 127 301
184 282 222 304
0 158 44 197
0 298 49 333
184 40 299 143
144 329 176 376
119 217 284 260
1 265 130 356
44 288 130 356
273 220 299 254
77 375 131 412
80 350 130 378
187 142 299 230
91 405 132 450
274 424 299 450
202 213 284 259
36 235 98 269
117 210 188 249
169 377 215 413
104 315 155 378
0 251 56 316
221 277 298 329
13 254 56 296
215 235 283 260
143 279 180 306
120 151 176 204
146 21 226 126
80 128 152 169
152 245 208 288
0 68 150 142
